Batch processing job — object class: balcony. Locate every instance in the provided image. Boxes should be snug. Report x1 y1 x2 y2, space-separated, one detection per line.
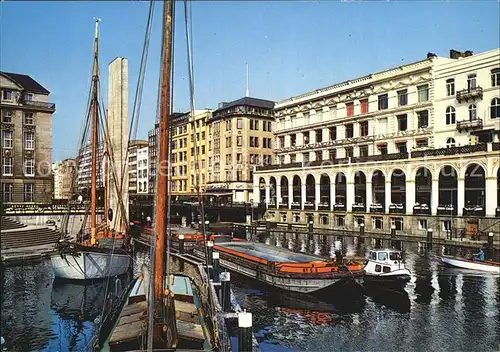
411 143 487 158
456 86 483 102
370 203 385 213
24 100 56 111
413 203 431 215
352 203 366 213
437 204 457 216
463 205 485 217
318 202 330 210
456 118 483 132
351 152 408 164
388 203 404 214
291 201 300 209
493 142 500 151
304 201 315 210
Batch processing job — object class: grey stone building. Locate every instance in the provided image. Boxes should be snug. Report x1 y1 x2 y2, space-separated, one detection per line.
1 72 56 204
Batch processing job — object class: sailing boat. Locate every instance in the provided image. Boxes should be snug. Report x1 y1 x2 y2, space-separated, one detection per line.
98 1 227 350
50 19 132 280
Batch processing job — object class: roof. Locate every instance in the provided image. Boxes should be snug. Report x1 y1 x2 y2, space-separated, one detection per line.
215 97 275 112
1 71 50 94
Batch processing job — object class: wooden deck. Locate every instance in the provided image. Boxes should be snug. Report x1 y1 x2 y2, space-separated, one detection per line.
109 301 147 346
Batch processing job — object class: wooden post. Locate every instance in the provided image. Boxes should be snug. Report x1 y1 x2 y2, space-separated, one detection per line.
359 223 364 237
427 228 433 250
238 311 253 352
220 271 231 313
178 234 185 254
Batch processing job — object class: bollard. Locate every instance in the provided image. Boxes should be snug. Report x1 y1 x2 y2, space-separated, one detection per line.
360 223 365 237
220 271 231 313
488 232 494 260
245 226 250 241
427 228 433 250
266 220 271 236
178 234 185 254
207 240 214 267
212 251 220 281
238 310 253 352
391 225 396 239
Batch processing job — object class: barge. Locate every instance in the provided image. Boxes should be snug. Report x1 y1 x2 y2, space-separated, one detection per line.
196 241 364 294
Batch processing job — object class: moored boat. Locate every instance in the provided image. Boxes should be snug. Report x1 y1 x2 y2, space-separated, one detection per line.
363 249 411 289
439 255 500 273
196 241 364 294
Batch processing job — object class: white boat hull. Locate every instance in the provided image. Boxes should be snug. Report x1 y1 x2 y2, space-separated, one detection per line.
51 250 131 280
440 256 500 273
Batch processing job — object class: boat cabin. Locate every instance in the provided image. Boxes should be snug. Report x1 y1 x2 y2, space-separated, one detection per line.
367 249 403 273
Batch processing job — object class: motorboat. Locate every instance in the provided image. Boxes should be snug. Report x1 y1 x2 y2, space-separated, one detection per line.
363 249 411 288
439 255 500 273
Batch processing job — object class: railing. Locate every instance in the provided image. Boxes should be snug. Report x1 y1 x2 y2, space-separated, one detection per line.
411 143 487 158
456 118 483 132
456 86 483 102
24 100 56 110
351 152 408 163
493 142 500 151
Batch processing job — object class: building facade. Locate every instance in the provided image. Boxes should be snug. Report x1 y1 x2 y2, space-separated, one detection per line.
254 49 500 238
128 140 148 194
53 158 76 200
208 97 275 203
137 145 149 194
76 142 104 194
1 72 56 204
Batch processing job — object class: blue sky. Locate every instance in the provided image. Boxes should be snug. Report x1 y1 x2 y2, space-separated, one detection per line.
1 1 499 161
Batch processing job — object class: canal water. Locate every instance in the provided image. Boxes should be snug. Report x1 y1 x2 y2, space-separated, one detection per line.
1 234 499 351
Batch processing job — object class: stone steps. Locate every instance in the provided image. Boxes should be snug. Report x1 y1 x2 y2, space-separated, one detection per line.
1 217 27 231
1 227 61 250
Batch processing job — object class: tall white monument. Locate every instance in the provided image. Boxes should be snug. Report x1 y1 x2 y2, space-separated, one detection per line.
107 57 129 232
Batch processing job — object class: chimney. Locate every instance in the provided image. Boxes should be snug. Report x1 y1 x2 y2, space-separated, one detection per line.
464 50 473 57
450 49 463 59
427 52 437 59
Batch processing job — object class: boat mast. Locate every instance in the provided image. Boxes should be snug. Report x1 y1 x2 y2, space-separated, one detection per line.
104 108 109 226
90 18 100 245
154 0 173 337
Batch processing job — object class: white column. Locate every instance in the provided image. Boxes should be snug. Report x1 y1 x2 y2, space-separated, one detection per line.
406 180 415 214
253 185 259 203
431 178 439 215
330 182 336 211
385 181 391 210
276 182 281 209
315 183 320 210
346 182 354 212
288 183 293 209
457 178 465 216
265 185 270 208
301 184 306 210
485 177 497 216
366 181 373 209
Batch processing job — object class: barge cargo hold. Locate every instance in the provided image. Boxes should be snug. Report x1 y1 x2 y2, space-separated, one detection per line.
197 241 364 294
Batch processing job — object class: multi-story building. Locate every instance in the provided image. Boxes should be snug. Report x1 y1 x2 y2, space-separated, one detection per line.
76 142 104 194
52 158 76 199
254 49 500 238
171 112 189 194
1 72 56 204
208 97 275 202
137 145 149 194
148 121 159 194
186 109 211 194
128 140 148 194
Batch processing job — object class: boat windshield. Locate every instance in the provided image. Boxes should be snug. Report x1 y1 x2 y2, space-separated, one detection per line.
390 252 402 261
369 251 377 260
377 252 388 261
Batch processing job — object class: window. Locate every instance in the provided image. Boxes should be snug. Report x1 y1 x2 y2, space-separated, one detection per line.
237 119 243 129
416 139 428 148
329 149 336 160
375 264 381 273
24 112 34 125
446 78 455 96
419 219 428 230
237 154 243 163
446 137 456 147
225 137 232 148
359 121 369 136
397 89 408 106
378 94 388 110
467 74 477 90
418 85 429 102
443 220 452 232
24 132 35 149
320 214 329 225
359 145 369 157
291 134 296 146
378 252 388 261
345 124 353 138
237 136 243 146
315 151 322 161
491 98 500 119
345 147 353 158
202 145 205 154
492 68 500 87
378 144 387 155
237 170 242 181
303 131 309 145
417 110 429 128
2 157 13 175
2 183 13 202
201 131 205 140
372 216 383 229
303 153 309 163
25 159 35 176
2 110 12 123
346 102 354 117
329 127 336 141
315 129 322 143
225 154 232 164
391 218 403 231
336 216 345 227
254 137 259 148
24 93 33 101
397 114 407 131
254 120 259 131
2 130 13 148
225 120 232 131
2 89 12 101
278 136 284 149
360 99 369 114
396 142 407 153
445 106 456 125
290 154 296 163
225 170 232 180
468 104 477 120
24 183 34 202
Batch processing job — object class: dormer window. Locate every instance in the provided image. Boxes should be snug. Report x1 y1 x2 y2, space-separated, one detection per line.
2 89 12 101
